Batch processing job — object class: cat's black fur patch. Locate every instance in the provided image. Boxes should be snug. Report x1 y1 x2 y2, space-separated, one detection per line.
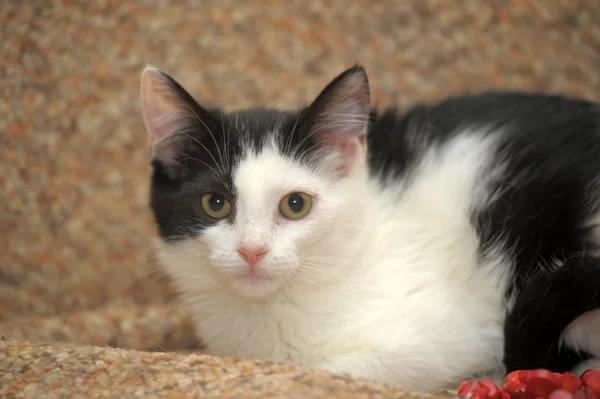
503 254 600 372
148 66 600 374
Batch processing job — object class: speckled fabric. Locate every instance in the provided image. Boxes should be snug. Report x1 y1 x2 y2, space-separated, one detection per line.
1 0 600 397
0 304 201 353
1 337 461 399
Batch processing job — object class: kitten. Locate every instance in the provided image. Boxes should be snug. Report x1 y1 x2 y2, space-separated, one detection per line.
140 64 600 393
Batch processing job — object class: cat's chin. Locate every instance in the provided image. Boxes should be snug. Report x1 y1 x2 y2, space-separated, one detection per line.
228 273 283 298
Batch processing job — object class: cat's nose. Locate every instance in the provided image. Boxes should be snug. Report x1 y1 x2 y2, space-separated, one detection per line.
238 246 268 268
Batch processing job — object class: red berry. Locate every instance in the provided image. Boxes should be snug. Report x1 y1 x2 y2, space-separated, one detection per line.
507 370 527 385
480 379 503 399
559 372 583 393
471 381 492 399
521 369 563 386
460 370 598 399
526 376 561 397
504 379 529 399
549 389 575 399
528 370 558 381
459 381 477 397
582 370 600 394
459 381 491 399
574 385 597 399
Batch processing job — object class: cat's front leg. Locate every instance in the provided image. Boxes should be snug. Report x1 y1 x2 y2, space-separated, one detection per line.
315 352 379 381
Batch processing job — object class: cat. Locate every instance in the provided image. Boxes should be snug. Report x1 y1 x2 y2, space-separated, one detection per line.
140 64 600 393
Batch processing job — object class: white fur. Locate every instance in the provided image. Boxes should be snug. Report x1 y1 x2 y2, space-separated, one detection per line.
157 128 513 393
562 206 600 374
561 308 600 374
572 359 600 376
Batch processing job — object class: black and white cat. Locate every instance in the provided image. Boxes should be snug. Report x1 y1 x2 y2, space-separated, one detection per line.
140 65 600 393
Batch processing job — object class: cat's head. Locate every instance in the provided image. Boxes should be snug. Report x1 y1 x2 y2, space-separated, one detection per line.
141 66 371 298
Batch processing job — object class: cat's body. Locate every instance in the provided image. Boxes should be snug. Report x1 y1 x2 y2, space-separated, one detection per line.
141 65 600 393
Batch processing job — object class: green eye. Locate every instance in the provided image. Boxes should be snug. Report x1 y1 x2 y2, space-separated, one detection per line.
279 192 312 220
200 193 232 219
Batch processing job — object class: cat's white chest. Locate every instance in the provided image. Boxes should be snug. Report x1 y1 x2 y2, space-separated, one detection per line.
186 291 339 365
181 242 509 391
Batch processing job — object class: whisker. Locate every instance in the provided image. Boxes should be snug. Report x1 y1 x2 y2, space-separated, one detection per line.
179 100 225 175
285 110 303 154
219 109 231 173
286 102 316 154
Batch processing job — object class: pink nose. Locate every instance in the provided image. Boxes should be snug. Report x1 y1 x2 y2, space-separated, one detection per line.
238 246 268 267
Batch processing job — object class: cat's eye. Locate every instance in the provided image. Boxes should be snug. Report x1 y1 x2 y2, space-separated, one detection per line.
200 193 232 219
279 192 312 220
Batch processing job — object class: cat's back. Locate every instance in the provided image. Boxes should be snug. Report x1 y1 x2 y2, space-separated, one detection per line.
367 91 600 294
367 91 600 179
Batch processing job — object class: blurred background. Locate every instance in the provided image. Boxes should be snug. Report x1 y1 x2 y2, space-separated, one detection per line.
1 1 599 351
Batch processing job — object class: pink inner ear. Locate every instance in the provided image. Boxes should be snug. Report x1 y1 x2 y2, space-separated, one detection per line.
338 136 358 158
151 139 183 168
326 133 365 177
141 69 182 146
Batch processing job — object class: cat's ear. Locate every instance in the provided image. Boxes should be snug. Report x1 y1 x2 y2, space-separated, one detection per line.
140 66 212 179
304 65 371 176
